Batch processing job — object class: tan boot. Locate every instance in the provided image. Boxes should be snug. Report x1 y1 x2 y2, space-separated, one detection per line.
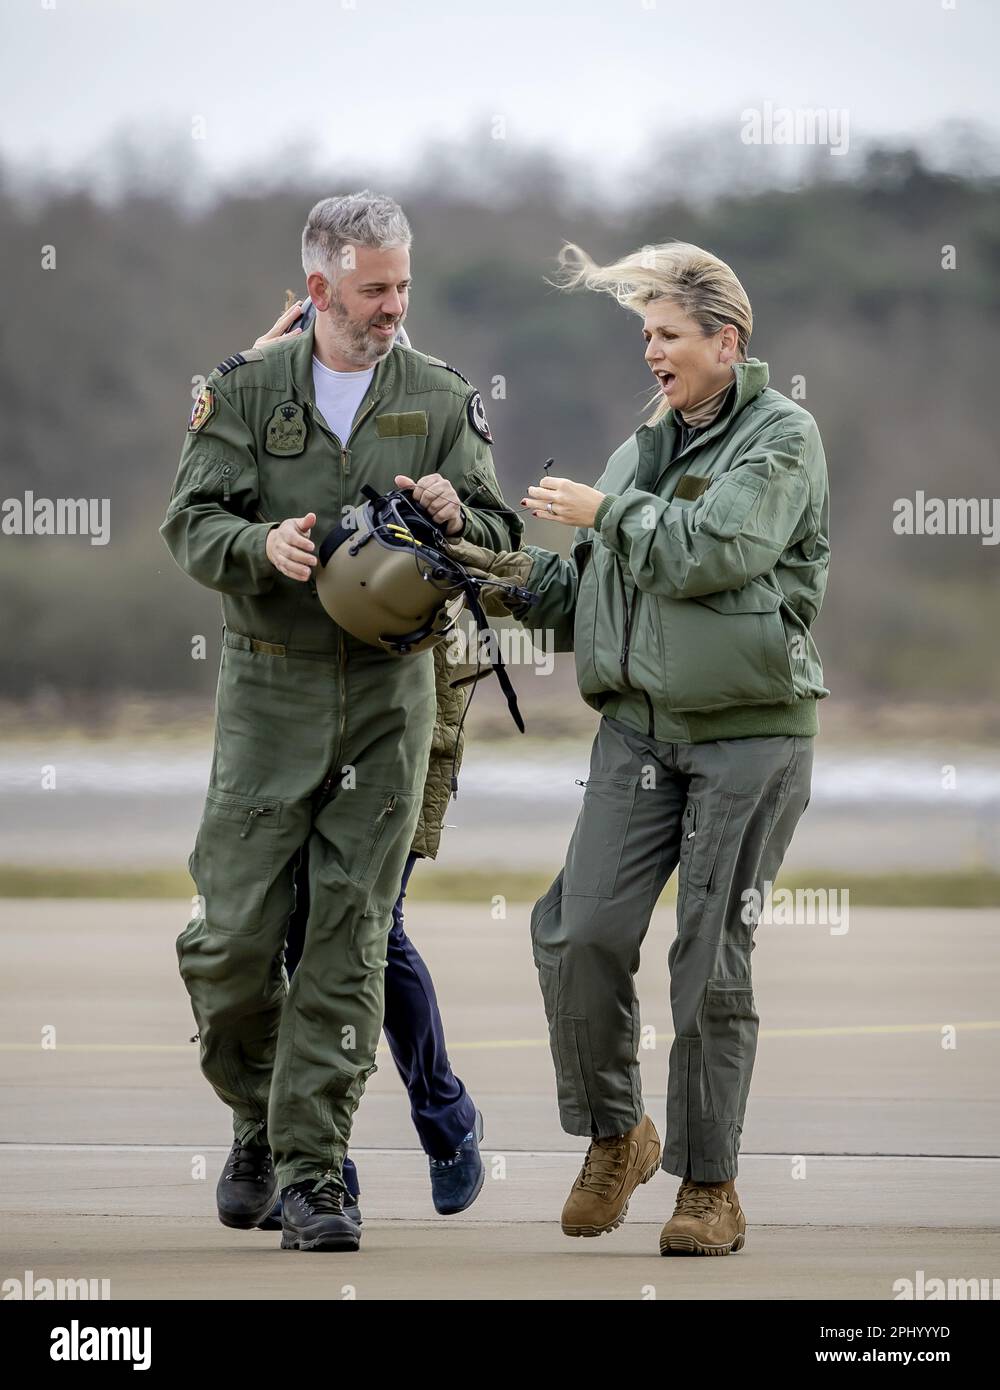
561 1115 661 1238
658 1179 747 1256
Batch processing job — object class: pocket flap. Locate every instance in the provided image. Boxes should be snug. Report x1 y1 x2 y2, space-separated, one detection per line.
693 581 782 615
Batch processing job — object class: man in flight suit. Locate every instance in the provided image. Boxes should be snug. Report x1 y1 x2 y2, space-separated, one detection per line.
161 190 521 1252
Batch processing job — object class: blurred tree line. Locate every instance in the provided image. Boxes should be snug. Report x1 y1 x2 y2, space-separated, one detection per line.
2 136 998 712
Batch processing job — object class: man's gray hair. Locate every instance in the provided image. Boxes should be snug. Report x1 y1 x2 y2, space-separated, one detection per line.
301 190 411 282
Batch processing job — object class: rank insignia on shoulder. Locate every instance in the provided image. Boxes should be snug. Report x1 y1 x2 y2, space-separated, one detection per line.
427 355 471 387
467 389 493 443
265 400 307 456
188 385 215 433
214 348 264 377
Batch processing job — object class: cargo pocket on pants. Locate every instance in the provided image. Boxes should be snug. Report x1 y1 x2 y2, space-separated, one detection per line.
563 776 638 898
676 794 733 938
192 788 283 936
348 787 418 919
700 980 758 1123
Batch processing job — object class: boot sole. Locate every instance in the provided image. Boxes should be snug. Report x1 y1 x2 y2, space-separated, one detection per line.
561 1150 661 1239
217 1189 279 1231
659 1222 746 1257
280 1230 360 1253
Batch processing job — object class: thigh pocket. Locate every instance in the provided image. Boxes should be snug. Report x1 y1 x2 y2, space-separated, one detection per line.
563 776 638 898
677 794 734 928
347 786 419 918
700 980 758 1122
191 788 283 936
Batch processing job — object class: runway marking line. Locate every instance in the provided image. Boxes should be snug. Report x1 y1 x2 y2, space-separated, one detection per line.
0 1021 998 1054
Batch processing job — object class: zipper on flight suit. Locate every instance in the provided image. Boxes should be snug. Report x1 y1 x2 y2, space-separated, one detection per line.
239 806 273 839
614 557 655 737
337 395 380 477
309 391 383 790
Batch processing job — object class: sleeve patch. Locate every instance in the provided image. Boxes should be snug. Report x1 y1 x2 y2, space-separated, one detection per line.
188 385 215 432
467 390 493 443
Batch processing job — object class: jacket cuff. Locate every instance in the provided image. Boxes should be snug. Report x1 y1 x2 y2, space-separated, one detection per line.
593 493 618 533
455 502 489 547
233 521 279 592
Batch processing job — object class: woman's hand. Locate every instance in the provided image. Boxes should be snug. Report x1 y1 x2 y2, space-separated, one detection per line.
521 475 605 528
253 301 304 349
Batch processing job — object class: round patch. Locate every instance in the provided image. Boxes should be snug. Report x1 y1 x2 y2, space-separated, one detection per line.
188 385 215 433
468 390 493 443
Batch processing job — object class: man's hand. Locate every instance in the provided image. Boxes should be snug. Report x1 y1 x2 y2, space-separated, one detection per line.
521 475 605 528
266 512 318 581
395 473 465 536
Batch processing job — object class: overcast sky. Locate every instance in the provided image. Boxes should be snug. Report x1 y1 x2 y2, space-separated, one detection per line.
3 0 998 188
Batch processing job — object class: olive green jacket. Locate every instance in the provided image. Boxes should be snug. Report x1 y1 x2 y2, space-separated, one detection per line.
161 328 522 856
522 359 830 743
161 326 520 654
410 643 467 858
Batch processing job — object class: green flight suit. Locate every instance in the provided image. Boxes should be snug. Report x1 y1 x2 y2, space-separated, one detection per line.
160 326 521 1190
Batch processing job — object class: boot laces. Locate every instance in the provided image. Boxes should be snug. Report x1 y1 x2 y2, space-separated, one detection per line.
225 1143 272 1183
675 1181 727 1220
578 1137 627 1195
292 1179 345 1215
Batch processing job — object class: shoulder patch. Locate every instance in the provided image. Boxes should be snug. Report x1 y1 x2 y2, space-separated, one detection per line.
213 347 265 377
467 390 493 443
188 384 215 433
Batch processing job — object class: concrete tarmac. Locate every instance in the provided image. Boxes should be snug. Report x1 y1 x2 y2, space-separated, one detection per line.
2 900 999 1300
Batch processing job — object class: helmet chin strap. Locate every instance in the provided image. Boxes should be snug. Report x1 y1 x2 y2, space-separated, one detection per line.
456 583 527 734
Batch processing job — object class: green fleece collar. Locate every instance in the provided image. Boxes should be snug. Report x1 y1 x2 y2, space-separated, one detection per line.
635 358 770 483
663 357 769 432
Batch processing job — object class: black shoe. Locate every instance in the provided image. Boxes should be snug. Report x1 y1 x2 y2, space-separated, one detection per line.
257 1190 363 1231
216 1140 278 1230
280 1179 361 1252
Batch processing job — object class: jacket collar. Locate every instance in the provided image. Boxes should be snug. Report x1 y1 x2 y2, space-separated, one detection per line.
286 318 398 406
635 358 770 486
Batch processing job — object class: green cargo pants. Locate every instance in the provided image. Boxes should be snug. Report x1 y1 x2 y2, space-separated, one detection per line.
177 628 434 1190
530 714 813 1183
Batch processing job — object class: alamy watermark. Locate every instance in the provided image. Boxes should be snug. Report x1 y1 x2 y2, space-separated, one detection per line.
741 881 849 935
893 492 999 545
2 1268 111 1300
740 101 850 156
894 1269 999 1300
1 492 111 546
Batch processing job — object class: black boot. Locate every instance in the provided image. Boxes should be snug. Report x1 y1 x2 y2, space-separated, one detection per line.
216 1140 278 1230
280 1179 361 1252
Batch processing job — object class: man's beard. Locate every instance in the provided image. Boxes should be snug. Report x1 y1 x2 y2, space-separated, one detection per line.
328 290 401 366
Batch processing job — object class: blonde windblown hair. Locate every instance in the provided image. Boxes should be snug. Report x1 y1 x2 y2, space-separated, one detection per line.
554 241 753 422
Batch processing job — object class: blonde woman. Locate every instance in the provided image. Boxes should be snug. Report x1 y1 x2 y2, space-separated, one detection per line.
449 241 830 1255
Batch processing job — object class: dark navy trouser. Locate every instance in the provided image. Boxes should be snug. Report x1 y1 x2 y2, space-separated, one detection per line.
285 847 476 1187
